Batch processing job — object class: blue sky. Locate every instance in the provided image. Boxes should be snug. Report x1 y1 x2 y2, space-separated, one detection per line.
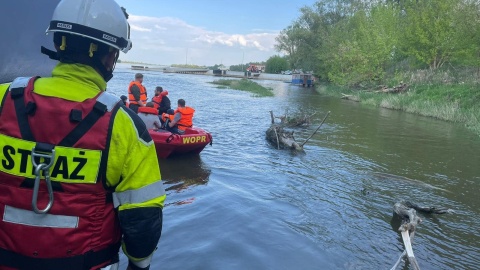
115 0 317 66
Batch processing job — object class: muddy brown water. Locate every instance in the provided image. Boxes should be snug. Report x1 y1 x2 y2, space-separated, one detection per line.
108 65 480 270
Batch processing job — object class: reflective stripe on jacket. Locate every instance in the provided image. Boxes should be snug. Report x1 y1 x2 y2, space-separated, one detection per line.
175 106 195 131
128 81 147 104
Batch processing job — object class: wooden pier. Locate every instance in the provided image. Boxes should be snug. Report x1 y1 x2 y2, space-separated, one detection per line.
163 67 209 74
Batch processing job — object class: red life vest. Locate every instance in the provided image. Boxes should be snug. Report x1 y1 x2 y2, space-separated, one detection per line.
128 81 147 105
175 106 195 131
0 77 122 270
152 91 168 109
138 106 158 115
152 96 162 109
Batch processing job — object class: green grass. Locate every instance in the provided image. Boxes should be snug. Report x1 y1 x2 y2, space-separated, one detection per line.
317 83 480 136
210 79 274 97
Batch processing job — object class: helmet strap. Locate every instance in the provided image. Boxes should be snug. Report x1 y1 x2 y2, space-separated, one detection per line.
41 46 60 61
40 45 116 82
92 56 115 82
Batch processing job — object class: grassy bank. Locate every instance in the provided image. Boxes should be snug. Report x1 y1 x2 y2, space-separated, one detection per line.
317 83 480 135
210 79 273 97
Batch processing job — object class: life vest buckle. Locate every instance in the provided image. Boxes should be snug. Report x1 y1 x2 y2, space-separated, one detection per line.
31 146 56 214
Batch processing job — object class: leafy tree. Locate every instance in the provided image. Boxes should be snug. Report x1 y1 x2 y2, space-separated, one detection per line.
400 0 460 69
208 64 220 70
265 55 289 74
275 0 480 85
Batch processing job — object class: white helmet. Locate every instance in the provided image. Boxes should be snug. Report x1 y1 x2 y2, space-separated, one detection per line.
46 0 132 53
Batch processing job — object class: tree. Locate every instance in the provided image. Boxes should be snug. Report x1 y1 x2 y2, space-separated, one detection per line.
400 0 460 69
208 64 220 70
275 0 480 85
325 3 401 85
265 55 289 74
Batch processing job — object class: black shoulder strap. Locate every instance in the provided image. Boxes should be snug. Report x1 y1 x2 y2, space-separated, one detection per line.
58 92 120 147
9 77 36 141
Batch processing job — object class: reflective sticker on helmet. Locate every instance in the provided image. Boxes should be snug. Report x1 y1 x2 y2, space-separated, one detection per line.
56 22 72 30
0 134 101 184
102 34 117 43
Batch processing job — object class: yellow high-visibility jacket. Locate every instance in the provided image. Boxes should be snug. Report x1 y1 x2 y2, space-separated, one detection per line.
0 63 166 268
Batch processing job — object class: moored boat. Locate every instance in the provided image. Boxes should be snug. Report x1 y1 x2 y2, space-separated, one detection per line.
149 127 212 158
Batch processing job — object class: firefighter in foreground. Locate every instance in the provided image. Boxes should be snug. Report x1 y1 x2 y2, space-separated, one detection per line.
0 1 165 270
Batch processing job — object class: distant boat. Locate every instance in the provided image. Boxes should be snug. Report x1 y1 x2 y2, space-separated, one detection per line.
292 73 315 87
131 65 149 70
163 67 209 74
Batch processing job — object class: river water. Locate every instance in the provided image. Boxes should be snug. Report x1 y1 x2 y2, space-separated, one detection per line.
108 64 479 270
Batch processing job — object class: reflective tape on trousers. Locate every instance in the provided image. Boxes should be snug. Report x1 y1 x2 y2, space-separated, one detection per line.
112 180 166 208
3 205 79 228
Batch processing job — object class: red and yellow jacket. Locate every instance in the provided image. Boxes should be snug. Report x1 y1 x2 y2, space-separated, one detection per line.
0 63 165 270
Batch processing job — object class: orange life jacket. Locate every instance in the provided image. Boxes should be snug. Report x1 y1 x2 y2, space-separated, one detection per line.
161 113 174 123
138 106 158 115
128 81 147 105
152 91 168 109
175 106 195 130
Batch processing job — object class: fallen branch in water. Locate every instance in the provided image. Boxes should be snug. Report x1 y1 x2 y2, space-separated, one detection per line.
267 111 303 151
301 111 330 147
266 125 303 151
276 111 317 127
390 201 454 270
267 111 330 151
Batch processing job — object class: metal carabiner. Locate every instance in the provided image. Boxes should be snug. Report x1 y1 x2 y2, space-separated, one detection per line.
31 147 56 214
31 148 56 169
32 164 54 214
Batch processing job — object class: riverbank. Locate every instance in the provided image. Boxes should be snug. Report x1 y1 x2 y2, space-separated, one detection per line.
210 79 274 97
316 83 480 136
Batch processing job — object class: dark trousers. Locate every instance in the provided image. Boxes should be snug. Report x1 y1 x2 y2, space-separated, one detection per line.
129 104 140 113
166 125 182 134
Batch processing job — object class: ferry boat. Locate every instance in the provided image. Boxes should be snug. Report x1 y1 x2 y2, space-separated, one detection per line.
292 73 315 87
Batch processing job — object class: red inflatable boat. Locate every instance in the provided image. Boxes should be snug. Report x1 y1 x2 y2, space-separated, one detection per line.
149 127 212 158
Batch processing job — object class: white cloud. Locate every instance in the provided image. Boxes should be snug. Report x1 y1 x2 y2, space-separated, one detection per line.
122 15 279 66
130 25 152 32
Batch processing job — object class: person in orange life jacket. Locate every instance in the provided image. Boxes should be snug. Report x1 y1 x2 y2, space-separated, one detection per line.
151 86 168 112
128 73 147 113
0 1 165 270
120 95 129 107
138 102 162 130
166 99 195 134
161 108 175 128
158 88 171 115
